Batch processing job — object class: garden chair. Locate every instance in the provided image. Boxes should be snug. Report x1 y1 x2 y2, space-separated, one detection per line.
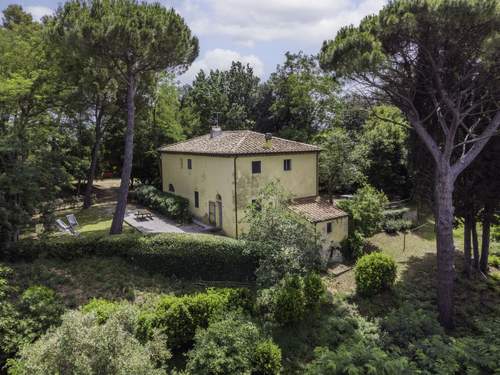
66 214 79 228
55 218 80 237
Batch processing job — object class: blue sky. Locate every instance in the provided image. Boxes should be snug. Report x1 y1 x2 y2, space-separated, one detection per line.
1 0 386 83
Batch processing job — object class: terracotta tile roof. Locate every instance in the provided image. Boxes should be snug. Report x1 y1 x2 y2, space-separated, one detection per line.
289 196 348 223
158 130 320 155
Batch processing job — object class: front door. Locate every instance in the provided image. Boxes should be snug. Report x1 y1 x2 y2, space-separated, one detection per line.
216 200 222 229
208 201 216 225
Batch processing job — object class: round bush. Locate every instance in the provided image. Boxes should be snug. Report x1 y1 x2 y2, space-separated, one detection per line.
253 339 282 375
354 253 397 296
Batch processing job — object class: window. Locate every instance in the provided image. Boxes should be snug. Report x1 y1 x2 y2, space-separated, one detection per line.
194 191 199 208
284 159 292 171
252 161 261 174
187 159 192 169
168 184 175 192
326 222 332 233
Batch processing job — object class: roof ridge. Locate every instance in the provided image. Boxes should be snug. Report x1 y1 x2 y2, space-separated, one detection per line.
231 131 250 152
158 133 208 150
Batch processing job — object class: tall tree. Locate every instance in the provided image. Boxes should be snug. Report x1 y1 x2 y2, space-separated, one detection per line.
0 5 73 245
181 61 260 135
360 105 411 199
320 0 500 327
315 127 366 200
52 0 198 234
256 52 339 142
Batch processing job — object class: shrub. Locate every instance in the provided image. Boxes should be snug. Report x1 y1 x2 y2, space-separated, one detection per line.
138 288 251 349
186 313 280 375
7 233 259 282
337 184 388 237
7 309 167 375
303 273 326 313
383 218 412 234
380 304 443 348
82 298 122 323
19 286 65 339
341 230 366 260
272 275 306 325
305 342 410 375
253 339 282 375
489 255 500 268
355 253 397 296
135 185 190 223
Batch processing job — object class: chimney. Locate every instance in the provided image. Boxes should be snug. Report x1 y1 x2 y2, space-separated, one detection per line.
210 126 222 138
263 132 273 149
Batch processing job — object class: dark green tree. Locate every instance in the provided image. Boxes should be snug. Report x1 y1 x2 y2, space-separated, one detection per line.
51 0 199 234
256 52 339 142
181 61 260 135
320 0 500 327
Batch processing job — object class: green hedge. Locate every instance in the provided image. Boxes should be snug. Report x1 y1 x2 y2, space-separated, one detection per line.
4 233 259 282
135 185 191 223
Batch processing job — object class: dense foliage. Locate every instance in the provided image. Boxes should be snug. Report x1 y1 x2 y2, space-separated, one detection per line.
8 308 169 375
135 185 191 223
186 313 281 375
354 253 397 296
243 182 322 287
5 233 259 281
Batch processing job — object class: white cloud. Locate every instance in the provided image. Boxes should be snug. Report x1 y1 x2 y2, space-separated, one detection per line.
180 0 386 46
178 48 264 83
25 6 53 21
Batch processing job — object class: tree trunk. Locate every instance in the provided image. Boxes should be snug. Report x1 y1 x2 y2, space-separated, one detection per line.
463 214 472 277
83 112 104 209
480 206 492 273
434 166 455 329
110 73 136 235
472 217 479 269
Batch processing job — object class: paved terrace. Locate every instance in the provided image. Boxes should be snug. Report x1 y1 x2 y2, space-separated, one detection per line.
124 204 214 234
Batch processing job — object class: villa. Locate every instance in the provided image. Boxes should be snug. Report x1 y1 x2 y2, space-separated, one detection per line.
159 127 348 259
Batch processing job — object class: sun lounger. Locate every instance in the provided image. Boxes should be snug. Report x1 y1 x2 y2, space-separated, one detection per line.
55 218 80 236
66 214 79 228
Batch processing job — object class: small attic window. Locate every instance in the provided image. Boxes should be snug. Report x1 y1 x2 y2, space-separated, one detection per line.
187 159 192 169
168 184 175 192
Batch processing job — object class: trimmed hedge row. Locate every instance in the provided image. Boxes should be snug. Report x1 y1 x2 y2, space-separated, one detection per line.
135 185 191 223
4 233 259 282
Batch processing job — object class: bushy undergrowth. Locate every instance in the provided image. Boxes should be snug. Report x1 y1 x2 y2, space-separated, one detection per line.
257 273 326 326
6 233 259 281
137 288 252 349
8 308 169 375
0 268 65 370
186 313 281 375
355 252 397 296
135 185 191 223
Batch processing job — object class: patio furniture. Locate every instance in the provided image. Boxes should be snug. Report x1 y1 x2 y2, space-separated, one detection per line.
55 218 80 236
135 210 153 220
66 214 79 228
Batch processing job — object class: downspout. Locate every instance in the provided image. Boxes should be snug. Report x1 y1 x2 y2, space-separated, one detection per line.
316 151 320 196
233 156 239 239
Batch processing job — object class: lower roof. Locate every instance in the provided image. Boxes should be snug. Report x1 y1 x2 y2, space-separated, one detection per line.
288 196 348 223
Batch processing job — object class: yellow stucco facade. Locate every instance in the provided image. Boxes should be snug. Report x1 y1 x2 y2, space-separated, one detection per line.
315 216 349 261
160 151 319 238
159 129 348 261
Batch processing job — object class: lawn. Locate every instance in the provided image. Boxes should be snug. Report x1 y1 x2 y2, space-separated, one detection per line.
22 201 136 240
325 217 500 295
